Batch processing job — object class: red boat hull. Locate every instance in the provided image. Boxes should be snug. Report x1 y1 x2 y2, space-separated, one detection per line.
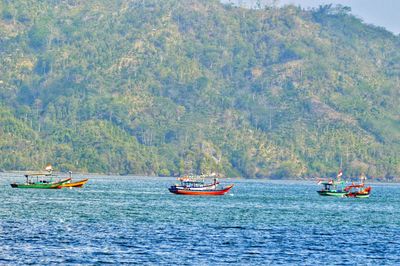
169 185 234 196
345 186 372 198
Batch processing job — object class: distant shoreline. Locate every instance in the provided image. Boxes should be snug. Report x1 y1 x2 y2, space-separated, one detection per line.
1 171 398 183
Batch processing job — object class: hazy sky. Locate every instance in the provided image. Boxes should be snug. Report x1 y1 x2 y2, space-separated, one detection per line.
279 0 400 34
222 0 400 35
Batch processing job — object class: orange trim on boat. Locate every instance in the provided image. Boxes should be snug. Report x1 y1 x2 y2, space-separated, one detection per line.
60 178 89 188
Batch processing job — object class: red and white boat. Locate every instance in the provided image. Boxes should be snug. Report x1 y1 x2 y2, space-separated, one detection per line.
344 174 372 198
168 175 233 196
344 183 372 198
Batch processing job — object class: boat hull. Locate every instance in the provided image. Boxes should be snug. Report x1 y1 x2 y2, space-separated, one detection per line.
344 186 371 198
317 190 347 197
346 194 370 198
10 183 61 189
10 178 71 189
169 185 233 196
60 178 89 188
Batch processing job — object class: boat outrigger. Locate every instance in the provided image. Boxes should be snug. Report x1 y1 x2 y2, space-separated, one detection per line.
169 175 233 196
10 165 71 189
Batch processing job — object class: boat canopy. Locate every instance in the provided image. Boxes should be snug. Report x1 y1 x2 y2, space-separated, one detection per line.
345 184 365 191
318 180 345 185
25 172 53 177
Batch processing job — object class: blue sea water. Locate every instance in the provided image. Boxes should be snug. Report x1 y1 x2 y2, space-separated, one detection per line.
1 173 399 265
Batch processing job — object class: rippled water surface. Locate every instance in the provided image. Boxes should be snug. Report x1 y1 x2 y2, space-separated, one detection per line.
1 173 399 265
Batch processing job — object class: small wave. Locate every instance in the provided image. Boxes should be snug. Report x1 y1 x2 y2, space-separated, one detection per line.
214 226 246 230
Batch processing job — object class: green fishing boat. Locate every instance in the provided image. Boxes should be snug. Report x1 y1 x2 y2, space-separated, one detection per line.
317 169 347 197
10 177 71 189
317 180 347 197
10 164 71 189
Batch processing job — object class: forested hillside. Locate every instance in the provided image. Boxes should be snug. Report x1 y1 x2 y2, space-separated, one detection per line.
0 0 399 179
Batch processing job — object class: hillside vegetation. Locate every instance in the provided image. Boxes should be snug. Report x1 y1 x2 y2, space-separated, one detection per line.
0 0 399 179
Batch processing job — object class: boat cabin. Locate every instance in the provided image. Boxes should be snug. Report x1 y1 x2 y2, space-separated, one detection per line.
318 180 345 192
178 177 219 188
25 172 55 184
181 180 205 188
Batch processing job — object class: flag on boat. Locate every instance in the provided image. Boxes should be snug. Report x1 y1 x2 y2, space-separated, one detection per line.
45 164 53 172
337 170 343 178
